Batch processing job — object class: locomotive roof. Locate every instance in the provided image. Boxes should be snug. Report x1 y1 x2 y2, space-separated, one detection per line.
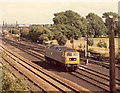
46 44 77 52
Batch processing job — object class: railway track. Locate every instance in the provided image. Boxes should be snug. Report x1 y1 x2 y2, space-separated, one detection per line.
76 66 120 91
79 65 120 83
1 45 89 92
5 38 45 54
1 58 41 91
80 58 120 69
67 65 120 92
3 37 120 69
2 38 120 91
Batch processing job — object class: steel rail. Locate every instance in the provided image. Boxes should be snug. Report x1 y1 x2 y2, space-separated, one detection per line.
1 45 89 90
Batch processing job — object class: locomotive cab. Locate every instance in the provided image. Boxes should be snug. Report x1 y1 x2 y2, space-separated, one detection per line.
64 52 80 71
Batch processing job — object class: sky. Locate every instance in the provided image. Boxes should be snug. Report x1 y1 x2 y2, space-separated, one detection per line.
0 0 119 24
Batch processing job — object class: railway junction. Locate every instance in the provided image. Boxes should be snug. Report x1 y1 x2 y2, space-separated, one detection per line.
1 37 120 92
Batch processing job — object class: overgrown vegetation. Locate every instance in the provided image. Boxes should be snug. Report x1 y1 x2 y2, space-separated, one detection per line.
97 40 107 48
88 39 94 46
2 65 27 91
9 29 19 34
78 44 82 49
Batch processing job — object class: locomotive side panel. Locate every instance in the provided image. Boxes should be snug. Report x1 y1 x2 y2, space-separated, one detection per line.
45 48 65 64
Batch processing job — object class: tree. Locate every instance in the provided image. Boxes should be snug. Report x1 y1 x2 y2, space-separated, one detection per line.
86 13 107 37
28 26 53 43
53 10 87 39
118 21 120 37
38 34 49 44
102 12 118 26
42 28 54 40
50 28 67 45
28 26 42 41
57 34 67 45
102 12 118 36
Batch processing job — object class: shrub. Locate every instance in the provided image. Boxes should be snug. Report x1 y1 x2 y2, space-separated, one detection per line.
20 29 29 38
88 39 94 46
97 40 107 48
2 65 27 91
78 44 82 49
11 29 19 34
103 42 107 48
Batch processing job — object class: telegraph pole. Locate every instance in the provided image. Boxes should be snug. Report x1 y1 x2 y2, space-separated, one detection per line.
2 21 4 35
108 15 116 92
18 28 21 41
85 22 89 65
71 24 74 49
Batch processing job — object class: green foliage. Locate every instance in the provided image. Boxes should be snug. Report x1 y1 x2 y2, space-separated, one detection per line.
102 12 118 26
10 29 19 34
2 65 27 91
57 34 67 46
88 39 94 46
53 10 87 40
97 40 107 48
118 21 120 37
102 12 118 36
28 26 53 44
20 28 29 38
86 13 107 37
38 34 49 44
11 10 119 46
53 10 81 25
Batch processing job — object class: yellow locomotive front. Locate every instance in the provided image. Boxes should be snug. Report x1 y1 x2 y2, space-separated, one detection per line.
64 52 80 71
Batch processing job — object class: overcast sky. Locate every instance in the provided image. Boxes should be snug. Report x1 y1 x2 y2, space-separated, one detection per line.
0 0 119 24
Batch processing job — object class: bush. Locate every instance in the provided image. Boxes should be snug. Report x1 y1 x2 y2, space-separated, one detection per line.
20 29 29 38
11 29 19 34
88 39 94 46
2 65 27 91
97 40 107 48
79 44 82 49
103 42 107 48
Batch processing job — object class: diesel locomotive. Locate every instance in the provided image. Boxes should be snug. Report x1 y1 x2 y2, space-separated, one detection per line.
45 44 80 71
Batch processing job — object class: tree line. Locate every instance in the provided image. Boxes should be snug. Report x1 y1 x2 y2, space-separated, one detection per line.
10 10 119 45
